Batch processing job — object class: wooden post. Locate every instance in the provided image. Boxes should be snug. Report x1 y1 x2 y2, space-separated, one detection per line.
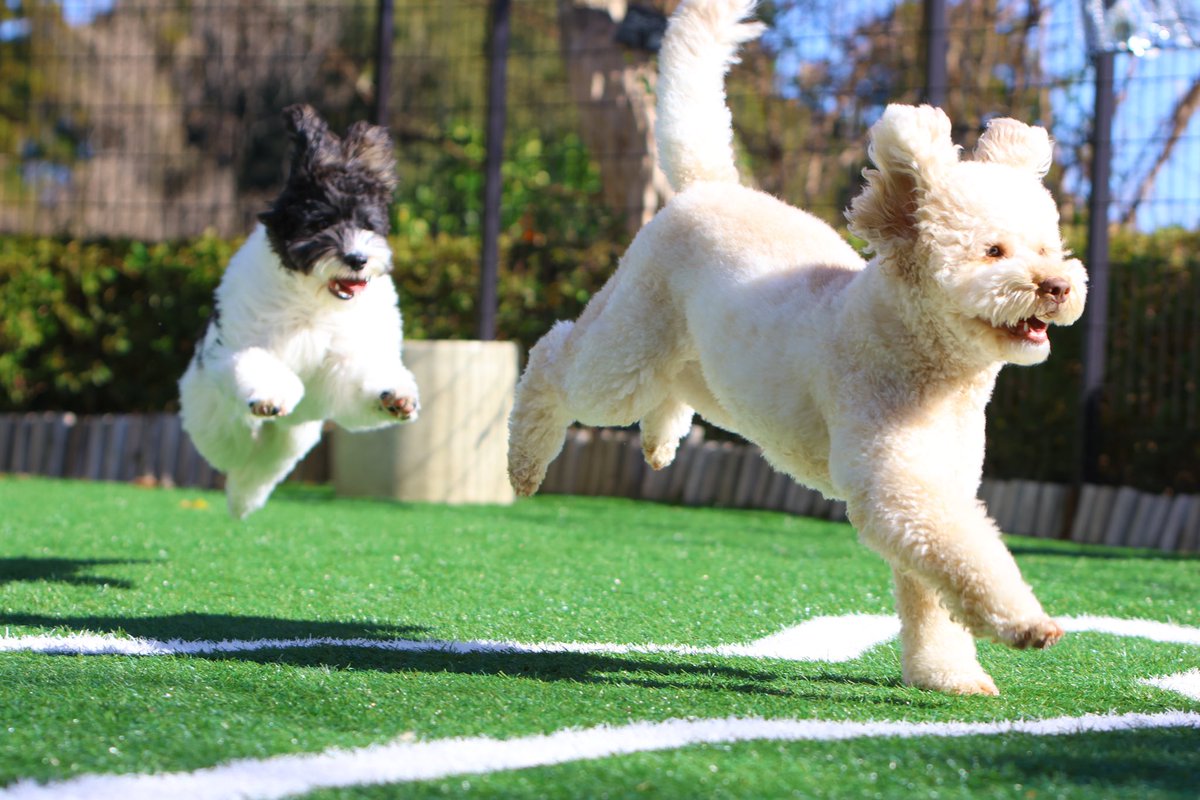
1081 50 1115 486
373 0 395 126
331 341 519 504
922 0 948 107
478 0 511 341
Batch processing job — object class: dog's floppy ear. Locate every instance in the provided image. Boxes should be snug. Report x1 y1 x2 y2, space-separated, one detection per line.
866 104 959 182
282 104 339 173
344 121 399 193
846 105 959 254
973 117 1053 177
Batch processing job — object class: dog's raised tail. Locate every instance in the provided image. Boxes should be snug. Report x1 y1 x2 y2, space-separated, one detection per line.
655 0 764 192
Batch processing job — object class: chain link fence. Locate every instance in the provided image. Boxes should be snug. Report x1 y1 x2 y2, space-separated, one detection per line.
1 0 1197 492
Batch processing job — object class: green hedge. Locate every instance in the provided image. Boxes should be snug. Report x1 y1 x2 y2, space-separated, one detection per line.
2 227 1197 493
0 231 620 415
0 235 234 414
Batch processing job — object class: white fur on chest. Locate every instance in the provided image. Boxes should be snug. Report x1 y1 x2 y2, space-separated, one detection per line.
203 226 403 382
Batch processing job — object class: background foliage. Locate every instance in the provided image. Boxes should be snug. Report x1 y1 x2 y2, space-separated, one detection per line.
0 0 1197 495
2 224 1198 493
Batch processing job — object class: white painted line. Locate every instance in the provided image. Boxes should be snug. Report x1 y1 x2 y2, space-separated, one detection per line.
0 614 901 664
1141 669 1200 701
716 614 900 661
6 614 1196 663
1061 615 1200 646
3 711 1198 800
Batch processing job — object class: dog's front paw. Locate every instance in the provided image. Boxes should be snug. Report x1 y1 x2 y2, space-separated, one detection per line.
996 617 1064 650
249 399 291 418
380 390 419 422
904 667 1000 696
642 440 679 471
239 360 304 420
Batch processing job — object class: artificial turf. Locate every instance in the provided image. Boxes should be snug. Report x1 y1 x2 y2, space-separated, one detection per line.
0 475 1197 797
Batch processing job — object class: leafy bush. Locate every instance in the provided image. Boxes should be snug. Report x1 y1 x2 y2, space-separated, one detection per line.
0 235 233 414
1 225 1196 493
0 230 621 415
392 124 613 247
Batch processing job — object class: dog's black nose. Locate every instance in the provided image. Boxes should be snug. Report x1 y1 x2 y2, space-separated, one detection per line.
343 252 368 271
1037 277 1070 303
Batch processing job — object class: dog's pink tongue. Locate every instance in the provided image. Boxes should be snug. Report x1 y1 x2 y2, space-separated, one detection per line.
330 278 368 298
1015 317 1048 343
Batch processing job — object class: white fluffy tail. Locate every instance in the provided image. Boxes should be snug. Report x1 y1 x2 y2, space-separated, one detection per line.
655 0 764 191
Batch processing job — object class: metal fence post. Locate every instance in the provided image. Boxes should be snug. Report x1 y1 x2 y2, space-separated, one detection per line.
479 0 511 342
374 0 395 126
1081 49 1115 485
922 0 948 107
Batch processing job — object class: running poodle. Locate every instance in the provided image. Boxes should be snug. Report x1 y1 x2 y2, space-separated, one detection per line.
507 0 1087 694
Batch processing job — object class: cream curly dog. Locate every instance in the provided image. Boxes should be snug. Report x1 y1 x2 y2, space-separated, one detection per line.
507 0 1087 695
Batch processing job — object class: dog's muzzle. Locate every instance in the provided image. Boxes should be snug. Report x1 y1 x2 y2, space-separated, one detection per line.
993 275 1076 345
1000 316 1048 345
328 276 370 300
326 252 374 300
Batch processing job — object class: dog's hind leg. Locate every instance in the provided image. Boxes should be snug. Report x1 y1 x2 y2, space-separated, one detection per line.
224 420 323 519
640 398 695 470
508 321 576 496
510 266 686 495
893 568 998 695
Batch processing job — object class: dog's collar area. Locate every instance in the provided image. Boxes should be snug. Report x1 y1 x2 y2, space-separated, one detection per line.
328 277 370 300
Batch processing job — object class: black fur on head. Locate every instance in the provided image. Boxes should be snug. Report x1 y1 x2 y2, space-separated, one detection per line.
259 104 398 275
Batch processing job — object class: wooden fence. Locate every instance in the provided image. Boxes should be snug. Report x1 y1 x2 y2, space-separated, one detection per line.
1 412 1197 553
537 427 1200 553
0 411 327 490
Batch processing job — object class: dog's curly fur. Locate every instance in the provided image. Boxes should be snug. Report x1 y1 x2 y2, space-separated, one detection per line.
507 0 1088 695
179 105 419 519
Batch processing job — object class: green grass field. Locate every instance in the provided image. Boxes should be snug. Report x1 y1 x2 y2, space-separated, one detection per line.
1 475 1198 798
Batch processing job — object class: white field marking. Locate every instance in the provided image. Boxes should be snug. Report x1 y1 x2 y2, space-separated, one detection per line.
3 614 1196 662
7 615 1199 705
1060 615 1200 645
0 613 902 663
3 711 1199 800
1141 669 1200 701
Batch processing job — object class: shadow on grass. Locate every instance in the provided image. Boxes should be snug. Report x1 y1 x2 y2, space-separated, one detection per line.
0 611 429 641
0 610 928 708
184 647 926 707
887 726 1200 796
0 557 153 589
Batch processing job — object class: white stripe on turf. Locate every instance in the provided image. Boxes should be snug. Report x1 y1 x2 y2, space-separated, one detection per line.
3 614 1197 662
1060 615 1200 645
0 613 901 663
3 711 1198 800
1141 669 1200 701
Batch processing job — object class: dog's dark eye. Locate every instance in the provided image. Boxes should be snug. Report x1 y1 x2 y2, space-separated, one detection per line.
985 244 1006 259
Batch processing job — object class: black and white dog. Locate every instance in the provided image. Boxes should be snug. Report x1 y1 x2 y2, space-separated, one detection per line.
179 105 419 519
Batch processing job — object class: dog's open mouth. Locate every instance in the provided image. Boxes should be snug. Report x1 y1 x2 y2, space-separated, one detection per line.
328 277 369 300
1001 316 1048 345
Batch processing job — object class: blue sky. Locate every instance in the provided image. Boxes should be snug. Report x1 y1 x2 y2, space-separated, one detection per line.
765 0 1200 230
59 0 112 25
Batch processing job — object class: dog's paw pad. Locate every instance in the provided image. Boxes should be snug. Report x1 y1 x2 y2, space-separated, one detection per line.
1005 618 1064 650
909 673 1000 696
948 674 1000 696
642 442 678 471
510 474 541 497
380 391 419 420
249 400 287 418
507 459 543 497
